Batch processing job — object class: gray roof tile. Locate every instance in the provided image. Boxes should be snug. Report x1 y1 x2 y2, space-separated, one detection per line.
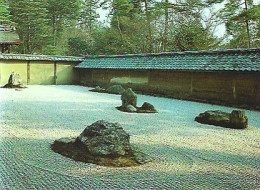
75 48 260 71
0 53 84 62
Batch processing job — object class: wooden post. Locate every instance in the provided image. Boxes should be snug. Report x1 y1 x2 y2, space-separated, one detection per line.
190 72 193 94
54 61 57 85
232 78 237 100
27 61 30 85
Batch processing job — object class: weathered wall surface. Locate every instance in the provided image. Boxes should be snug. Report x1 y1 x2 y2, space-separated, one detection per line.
0 60 27 85
56 63 78 85
0 60 79 85
30 62 54 85
79 69 260 109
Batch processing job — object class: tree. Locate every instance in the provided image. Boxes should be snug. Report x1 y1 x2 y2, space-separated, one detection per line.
79 0 100 33
220 0 260 48
46 0 80 47
0 0 12 25
68 37 89 56
9 0 49 54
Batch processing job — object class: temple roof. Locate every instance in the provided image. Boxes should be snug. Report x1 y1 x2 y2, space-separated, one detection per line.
0 31 21 45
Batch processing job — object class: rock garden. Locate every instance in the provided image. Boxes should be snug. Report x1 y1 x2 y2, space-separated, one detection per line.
1 85 259 189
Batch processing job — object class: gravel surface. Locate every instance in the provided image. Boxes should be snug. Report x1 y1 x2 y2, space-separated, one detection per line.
0 85 260 190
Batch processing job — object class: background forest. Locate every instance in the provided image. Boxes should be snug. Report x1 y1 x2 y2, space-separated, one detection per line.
0 0 259 55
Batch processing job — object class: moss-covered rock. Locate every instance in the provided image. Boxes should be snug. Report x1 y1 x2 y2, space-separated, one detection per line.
51 120 150 167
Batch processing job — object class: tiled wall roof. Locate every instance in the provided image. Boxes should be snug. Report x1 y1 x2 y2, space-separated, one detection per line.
0 53 84 62
76 48 260 71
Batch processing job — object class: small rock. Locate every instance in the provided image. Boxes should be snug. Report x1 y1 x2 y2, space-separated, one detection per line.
94 86 103 91
55 137 76 144
121 88 137 108
125 105 137 112
106 85 125 94
139 102 157 113
90 86 105 92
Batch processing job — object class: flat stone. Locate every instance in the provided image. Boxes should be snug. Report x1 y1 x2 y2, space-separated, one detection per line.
54 137 76 144
89 86 106 93
195 110 248 129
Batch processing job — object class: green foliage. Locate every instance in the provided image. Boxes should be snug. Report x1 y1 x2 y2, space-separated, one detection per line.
220 0 260 48
9 0 49 54
0 0 12 25
68 37 89 56
46 0 80 46
3 0 258 55
170 19 219 51
79 0 100 32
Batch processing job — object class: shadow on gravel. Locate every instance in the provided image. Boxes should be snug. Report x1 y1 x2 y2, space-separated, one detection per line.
4 135 259 169
2 135 259 189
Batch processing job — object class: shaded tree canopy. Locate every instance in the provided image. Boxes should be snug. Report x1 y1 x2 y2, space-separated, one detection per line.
4 0 260 55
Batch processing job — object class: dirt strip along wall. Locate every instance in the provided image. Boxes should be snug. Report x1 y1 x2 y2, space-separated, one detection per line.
78 69 260 109
0 60 80 85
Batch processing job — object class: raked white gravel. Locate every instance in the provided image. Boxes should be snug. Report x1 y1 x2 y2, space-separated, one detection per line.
0 85 259 189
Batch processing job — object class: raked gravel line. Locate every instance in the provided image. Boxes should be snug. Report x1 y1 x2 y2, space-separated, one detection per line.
0 85 259 190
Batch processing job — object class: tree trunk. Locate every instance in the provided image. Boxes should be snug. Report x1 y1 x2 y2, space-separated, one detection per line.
163 0 169 51
144 0 153 52
52 15 57 47
116 16 123 41
244 0 251 48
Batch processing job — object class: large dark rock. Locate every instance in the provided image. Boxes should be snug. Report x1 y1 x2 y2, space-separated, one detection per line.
51 120 150 167
2 72 25 88
77 120 131 156
106 85 125 95
195 110 248 129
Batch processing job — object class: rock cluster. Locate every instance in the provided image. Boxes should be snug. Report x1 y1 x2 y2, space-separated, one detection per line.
2 72 26 88
117 88 157 113
51 120 150 167
195 110 248 129
90 85 125 95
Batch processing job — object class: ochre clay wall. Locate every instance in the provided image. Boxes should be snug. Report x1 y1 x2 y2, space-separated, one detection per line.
30 62 54 84
79 69 260 109
56 63 79 85
0 60 27 86
0 60 79 85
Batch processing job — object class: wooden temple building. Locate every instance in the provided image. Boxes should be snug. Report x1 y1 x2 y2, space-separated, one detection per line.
0 25 21 53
